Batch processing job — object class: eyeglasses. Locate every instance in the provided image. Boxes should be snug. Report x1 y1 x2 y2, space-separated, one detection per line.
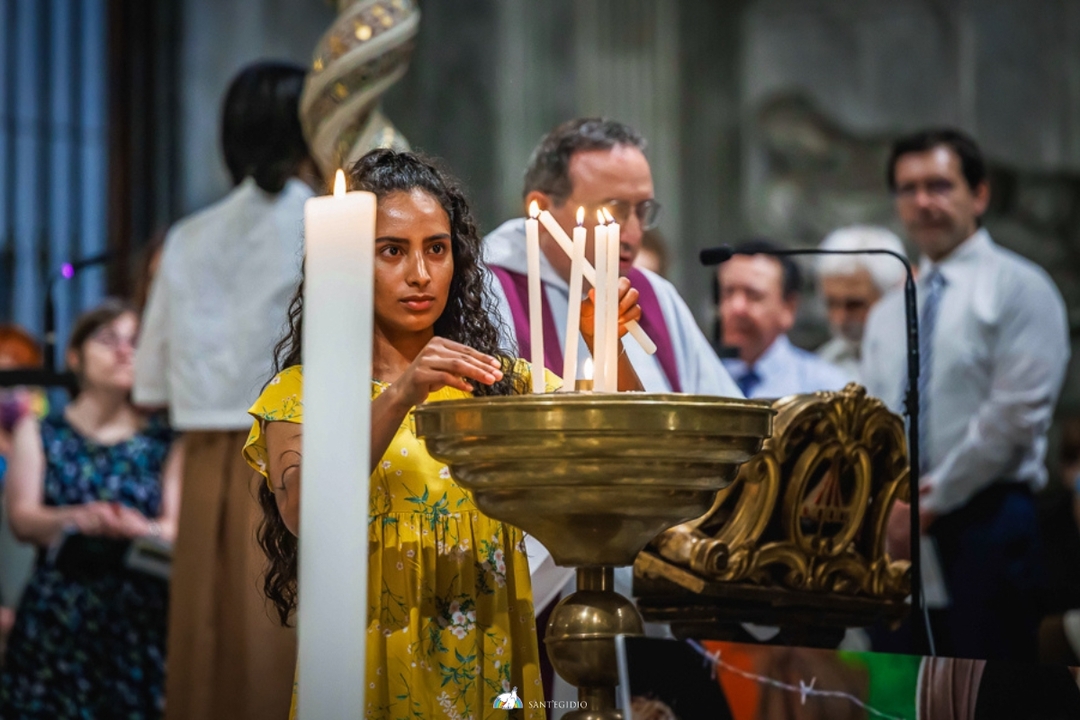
602 199 662 231
825 297 872 313
88 329 137 351
894 179 957 201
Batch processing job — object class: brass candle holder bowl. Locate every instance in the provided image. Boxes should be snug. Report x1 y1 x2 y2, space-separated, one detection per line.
414 392 773 719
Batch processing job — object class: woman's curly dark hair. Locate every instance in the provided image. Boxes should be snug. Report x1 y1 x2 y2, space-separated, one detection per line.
258 148 521 625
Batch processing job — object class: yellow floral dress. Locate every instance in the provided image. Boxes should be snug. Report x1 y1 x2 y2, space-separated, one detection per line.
244 363 557 719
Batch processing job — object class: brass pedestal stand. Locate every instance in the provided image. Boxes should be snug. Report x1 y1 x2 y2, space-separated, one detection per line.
415 393 773 719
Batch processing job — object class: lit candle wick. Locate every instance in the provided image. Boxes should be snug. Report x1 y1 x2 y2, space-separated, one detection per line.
333 169 346 197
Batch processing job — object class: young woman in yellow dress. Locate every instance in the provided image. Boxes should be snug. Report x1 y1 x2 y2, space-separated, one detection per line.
242 149 643 719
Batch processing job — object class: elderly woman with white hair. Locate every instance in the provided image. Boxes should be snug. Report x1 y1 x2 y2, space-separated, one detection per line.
815 225 908 380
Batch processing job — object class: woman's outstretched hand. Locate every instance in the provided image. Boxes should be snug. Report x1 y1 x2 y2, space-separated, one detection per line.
70 501 129 538
579 277 643 351
386 338 504 410
369 338 504 476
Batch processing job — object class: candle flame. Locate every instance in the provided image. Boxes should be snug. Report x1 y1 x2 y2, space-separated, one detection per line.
529 200 540 218
602 207 615 223
576 206 585 226
596 209 606 226
333 169 346 197
582 357 594 380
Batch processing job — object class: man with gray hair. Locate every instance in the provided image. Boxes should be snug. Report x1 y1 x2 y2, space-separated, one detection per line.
815 226 907 380
483 117 742 698
484 117 741 398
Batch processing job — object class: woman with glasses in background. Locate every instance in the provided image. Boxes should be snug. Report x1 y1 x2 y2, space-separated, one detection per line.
0 300 182 719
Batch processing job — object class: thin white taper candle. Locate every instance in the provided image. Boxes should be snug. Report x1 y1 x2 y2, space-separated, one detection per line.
593 214 609 392
537 209 657 355
526 202 544 393
562 212 587 390
605 217 620 391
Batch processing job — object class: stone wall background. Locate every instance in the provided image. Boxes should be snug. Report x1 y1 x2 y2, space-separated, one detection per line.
173 0 1080 406
739 0 1080 408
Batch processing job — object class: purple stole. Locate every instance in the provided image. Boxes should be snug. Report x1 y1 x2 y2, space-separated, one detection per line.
489 265 682 392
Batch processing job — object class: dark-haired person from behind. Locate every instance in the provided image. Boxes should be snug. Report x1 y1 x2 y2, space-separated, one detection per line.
133 60 317 720
718 238 847 399
1 301 182 718
244 148 643 717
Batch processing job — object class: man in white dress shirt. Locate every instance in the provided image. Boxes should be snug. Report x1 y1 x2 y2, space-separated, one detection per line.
719 239 849 399
134 62 318 720
815 226 907 382
863 128 1069 661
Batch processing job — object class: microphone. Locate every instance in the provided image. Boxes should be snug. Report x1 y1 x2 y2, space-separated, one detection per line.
699 246 736 265
60 251 114 278
43 251 116 373
702 243 934 656
1 252 116 390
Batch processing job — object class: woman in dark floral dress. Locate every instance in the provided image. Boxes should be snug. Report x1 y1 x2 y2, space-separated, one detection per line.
0 301 183 718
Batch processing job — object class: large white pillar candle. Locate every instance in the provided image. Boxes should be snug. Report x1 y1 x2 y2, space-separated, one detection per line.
299 170 374 718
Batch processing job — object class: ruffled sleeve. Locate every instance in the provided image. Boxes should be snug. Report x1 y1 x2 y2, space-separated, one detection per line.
243 366 304 479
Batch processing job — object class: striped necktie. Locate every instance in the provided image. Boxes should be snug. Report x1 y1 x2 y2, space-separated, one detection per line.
736 368 761 398
917 269 946 475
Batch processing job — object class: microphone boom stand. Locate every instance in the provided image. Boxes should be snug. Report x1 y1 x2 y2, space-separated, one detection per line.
0 254 112 391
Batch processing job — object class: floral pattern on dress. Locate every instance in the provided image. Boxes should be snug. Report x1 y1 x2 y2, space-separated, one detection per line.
244 362 559 719
0 413 175 719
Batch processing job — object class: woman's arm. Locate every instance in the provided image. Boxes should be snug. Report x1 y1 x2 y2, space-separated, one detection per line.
260 392 413 515
264 421 303 536
86 431 185 542
261 339 505 536
368 338 504 473
370 385 415 474
6 416 124 546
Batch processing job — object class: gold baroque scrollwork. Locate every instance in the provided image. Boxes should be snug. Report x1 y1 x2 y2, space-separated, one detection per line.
648 383 910 601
